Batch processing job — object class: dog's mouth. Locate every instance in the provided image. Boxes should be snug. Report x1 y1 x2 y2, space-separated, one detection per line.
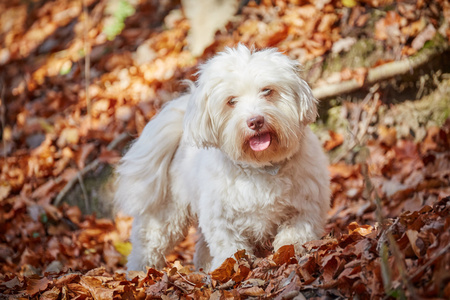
249 132 271 151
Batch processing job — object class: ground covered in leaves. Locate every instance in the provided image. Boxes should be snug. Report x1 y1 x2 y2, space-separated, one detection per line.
1 0 450 299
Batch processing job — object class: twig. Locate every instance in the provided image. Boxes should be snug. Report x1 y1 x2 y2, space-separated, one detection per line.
53 132 131 206
217 279 235 290
366 168 394 294
370 173 417 298
312 38 449 100
409 243 450 281
177 271 196 286
332 84 379 164
386 227 417 298
83 0 91 128
0 76 5 159
78 172 90 212
354 90 378 156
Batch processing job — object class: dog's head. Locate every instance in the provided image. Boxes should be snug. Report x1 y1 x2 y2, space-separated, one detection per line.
184 44 318 167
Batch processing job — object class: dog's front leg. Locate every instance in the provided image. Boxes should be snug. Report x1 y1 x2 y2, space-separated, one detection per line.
209 234 252 271
127 203 191 271
199 221 252 271
127 219 166 271
273 213 325 255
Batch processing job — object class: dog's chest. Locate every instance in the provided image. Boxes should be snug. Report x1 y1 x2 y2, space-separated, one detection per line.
226 174 289 212
219 170 296 237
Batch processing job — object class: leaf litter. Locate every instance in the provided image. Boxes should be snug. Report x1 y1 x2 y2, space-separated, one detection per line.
0 0 449 299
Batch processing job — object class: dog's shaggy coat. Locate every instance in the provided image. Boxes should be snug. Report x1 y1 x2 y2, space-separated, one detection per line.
115 45 330 271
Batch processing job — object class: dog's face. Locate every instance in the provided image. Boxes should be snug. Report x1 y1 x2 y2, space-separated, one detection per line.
184 45 318 167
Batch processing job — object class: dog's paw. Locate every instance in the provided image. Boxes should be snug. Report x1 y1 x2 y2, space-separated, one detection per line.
273 234 314 256
273 242 307 256
127 254 166 272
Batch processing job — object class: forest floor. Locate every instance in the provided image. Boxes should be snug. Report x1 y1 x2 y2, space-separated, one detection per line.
1 0 450 299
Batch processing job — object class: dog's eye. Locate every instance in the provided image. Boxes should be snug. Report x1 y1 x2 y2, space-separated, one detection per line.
227 97 237 107
261 88 273 96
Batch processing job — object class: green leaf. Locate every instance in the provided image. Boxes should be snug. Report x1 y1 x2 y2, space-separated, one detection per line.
59 60 72 75
103 0 136 40
40 213 48 224
114 241 132 257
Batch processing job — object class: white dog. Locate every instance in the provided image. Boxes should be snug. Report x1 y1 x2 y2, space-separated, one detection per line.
115 45 330 272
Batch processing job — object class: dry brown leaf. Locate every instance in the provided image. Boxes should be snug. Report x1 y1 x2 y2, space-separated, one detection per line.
329 162 358 179
211 258 236 283
324 130 344 151
348 222 373 236
40 286 61 300
231 265 251 283
378 125 397 147
53 273 80 287
374 11 403 40
0 1 449 299
26 276 50 296
234 249 248 260
420 126 440 153
273 245 295 266
405 229 422 258
239 286 266 297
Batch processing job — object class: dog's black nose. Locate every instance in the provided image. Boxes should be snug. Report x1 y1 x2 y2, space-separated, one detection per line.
247 115 264 130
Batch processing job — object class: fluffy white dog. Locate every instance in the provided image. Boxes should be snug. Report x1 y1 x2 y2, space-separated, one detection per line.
115 45 330 272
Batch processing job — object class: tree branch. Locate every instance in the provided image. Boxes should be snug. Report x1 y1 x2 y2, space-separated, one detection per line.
312 40 449 100
53 132 131 206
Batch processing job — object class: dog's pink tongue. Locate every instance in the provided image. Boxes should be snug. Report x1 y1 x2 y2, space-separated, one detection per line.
249 133 271 151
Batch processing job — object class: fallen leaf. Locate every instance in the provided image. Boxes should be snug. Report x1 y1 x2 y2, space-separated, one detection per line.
412 24 436 50
342 0 357 8
405 229 422 258
378 125 397 147
273 245 295 266
26 277 50 296
231 265 251 283
0 183 12 201
40 286 61 300
324 130 344 151
348 222 373 236
211 258 236 283
239 286 266 296
329 162 358 179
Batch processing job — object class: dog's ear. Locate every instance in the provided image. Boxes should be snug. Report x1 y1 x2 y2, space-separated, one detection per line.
183 84 219 148
292 68 318 124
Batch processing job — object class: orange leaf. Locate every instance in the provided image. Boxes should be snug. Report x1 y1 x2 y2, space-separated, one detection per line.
273 245 295 266
324 130 344 151
378 125 397 147
231 265 251 284
234 249 247 260
348 222 373 236
210 258 236 283
146 268 164 280
329 162 357 179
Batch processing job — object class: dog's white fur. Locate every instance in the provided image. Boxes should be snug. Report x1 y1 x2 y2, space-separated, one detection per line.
115 45 330 272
